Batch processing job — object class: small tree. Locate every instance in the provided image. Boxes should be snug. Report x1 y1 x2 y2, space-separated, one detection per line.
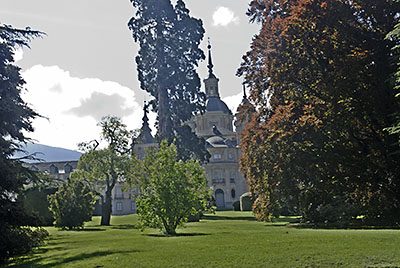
134 141 211 235
48 179 96 230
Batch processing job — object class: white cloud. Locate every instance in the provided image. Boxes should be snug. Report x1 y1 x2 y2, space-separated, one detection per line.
21 65 144 151
13 48 24 63
212 6 239 27
223 92 244 115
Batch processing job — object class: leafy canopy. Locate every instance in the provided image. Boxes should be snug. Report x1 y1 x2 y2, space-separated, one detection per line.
133 141 211 235
48 179 96 230
75 116 136 226
238 0 400 224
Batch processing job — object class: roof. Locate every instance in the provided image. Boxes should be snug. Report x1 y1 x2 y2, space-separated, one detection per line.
206 97 232 114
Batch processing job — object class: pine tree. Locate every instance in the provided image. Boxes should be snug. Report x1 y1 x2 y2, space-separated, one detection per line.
0 24 47 263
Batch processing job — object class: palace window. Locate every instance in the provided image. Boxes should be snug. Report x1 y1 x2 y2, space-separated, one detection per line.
213 154 222 160
116 202 123 211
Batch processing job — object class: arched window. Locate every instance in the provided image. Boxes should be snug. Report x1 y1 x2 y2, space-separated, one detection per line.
231 188 236 199
215 189 225 208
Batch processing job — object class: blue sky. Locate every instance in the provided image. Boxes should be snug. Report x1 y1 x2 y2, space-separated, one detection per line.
2 0 259 150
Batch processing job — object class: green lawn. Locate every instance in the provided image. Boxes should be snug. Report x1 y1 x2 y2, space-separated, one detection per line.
8 211 400 268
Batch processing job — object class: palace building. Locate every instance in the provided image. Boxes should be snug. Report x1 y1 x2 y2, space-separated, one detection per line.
26 44 248 213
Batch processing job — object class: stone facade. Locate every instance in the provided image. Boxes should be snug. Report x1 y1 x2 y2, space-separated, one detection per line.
24 161 137 215
188 45 249 209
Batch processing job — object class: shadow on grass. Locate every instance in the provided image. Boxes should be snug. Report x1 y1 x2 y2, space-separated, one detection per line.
13 249 141 268
201 214 256 221
289 223 400 230
146 232 209 238
110 224 137 230
76 227 106 232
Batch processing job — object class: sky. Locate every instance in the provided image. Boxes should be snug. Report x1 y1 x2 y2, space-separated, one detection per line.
2 0 260 151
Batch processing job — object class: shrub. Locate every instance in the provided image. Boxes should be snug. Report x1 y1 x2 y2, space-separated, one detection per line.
48 179 96 230
0 225 48 264
240 192 253 211
232 201 240 211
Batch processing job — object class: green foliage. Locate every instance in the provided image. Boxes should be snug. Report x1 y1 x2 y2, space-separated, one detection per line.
232 200 240 211
240 192 253 211
0 24 47 264
239 0 400 224
75 116 135 226
0 225 48 264
385 15 400 149
22 186 57 226
133 141 211 235
128 0 209 162
48 179 96 230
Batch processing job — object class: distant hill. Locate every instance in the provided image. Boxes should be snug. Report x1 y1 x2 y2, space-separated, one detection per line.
13 143 82 163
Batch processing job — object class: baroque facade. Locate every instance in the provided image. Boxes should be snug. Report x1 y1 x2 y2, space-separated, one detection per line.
135 44 249 209
189 44 248 209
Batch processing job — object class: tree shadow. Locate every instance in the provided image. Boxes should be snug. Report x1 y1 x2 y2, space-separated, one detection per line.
288 223 400 230
75 228 106 232
110 224 137 230
201 214 256 221
13 249 141 268
146 232 209 238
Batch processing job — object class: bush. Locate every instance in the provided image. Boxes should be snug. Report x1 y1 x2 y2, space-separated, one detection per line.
0 225 48 264
240 192 253 211
232 201 240 211
22 187 57 226
48 179 96 230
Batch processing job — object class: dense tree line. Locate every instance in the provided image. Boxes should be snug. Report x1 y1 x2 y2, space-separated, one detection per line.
238 0 400 225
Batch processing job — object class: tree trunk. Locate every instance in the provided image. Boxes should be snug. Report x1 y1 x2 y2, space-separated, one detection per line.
101 189 112 225
158 85 171 141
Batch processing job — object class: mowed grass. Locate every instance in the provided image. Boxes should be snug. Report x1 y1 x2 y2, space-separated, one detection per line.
9 211 400 268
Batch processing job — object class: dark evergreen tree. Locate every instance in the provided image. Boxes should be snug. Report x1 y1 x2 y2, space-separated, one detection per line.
128 0 209 162
0 24 48 263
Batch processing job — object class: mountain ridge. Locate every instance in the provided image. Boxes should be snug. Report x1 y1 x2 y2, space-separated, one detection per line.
13 143 82 163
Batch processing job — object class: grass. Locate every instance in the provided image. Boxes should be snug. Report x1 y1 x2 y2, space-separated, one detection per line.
8 211 400 268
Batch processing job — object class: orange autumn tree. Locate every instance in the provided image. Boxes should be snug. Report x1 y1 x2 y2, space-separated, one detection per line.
238 0 400 224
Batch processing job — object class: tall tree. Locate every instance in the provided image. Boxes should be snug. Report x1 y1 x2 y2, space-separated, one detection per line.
385 15 400 148
75 116 135 226
128 0 209 162
238 0 400 224
0 24 48 263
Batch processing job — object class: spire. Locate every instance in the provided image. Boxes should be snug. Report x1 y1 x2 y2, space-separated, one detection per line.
138 101 155 144
241 83 248 105
207 37 215 78
142 101 149 126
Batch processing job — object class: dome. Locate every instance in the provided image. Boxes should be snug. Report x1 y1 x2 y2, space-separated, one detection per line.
206 97 232 114
206 136 228 148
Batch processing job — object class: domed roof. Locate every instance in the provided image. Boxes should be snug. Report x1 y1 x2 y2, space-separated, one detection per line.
206 97 232 114
206 135 231 148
